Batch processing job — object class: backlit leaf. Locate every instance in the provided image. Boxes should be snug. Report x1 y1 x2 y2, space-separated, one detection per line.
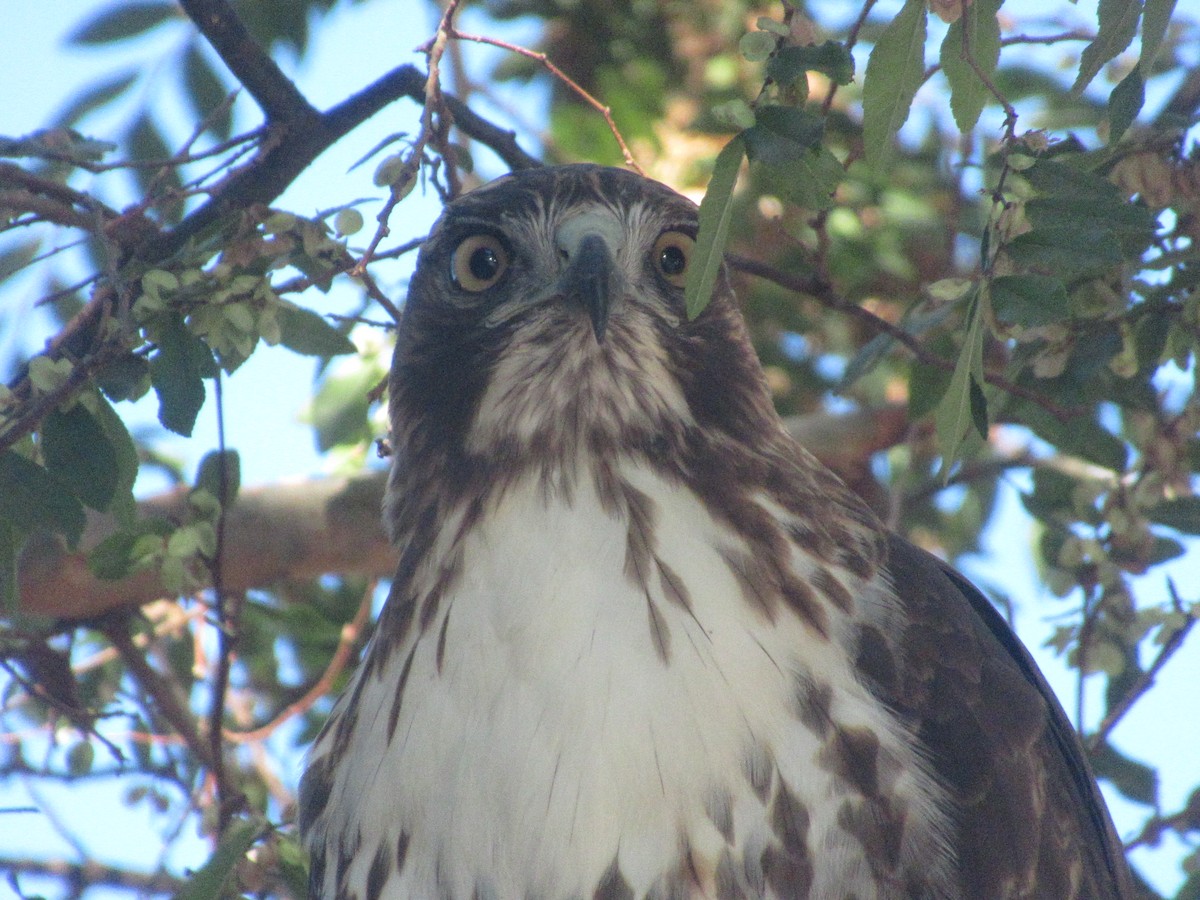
686 136 744 319
1073 0 1142 95
1148 497 1200 534
42 403 118 511
991 275 1071 326
0 451 86 545
935 290 985 476
1139 0 1177 71
68 1 176 45
277 305 356 358
862 0 928 168
1107 67 1145 144
150 313 217 437
766 41 855 87
939 0 1002 132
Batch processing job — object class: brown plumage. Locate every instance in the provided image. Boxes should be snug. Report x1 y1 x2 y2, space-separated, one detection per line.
300 164 1132 899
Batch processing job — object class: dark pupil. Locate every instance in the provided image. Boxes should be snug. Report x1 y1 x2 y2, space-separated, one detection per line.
469 246 500 281
660 245 686 276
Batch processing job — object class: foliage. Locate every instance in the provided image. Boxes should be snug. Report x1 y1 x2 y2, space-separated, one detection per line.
1 0 1199 896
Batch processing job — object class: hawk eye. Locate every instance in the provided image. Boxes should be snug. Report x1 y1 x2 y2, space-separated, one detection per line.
652 231 693 288
450 234 509 292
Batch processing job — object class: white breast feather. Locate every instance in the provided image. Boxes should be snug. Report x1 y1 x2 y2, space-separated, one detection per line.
316 461 951 899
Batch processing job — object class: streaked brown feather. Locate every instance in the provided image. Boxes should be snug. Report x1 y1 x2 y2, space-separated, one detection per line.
877 536 1133 899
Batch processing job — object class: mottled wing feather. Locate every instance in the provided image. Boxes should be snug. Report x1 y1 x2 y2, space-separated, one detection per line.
879 536 1133 900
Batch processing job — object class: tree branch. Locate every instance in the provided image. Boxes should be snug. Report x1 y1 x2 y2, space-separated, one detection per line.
19 473 395 621
727 253 1084 422
1 856 183 894
177 0 317 124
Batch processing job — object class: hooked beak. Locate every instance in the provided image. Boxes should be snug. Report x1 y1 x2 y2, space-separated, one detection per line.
555 213 625 343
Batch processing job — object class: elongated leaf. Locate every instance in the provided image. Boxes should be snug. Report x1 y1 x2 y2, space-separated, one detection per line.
1090 740 1158 806
1073 0 1143 95
0 451 86 545
183 43 233 139
935 290 985 476
42 403 118 511
51 70 138 129
862 0 928 168
174 818 265 900
1108 67 1145 143
939 0 1002 132
277 305 356 357
686 136 744 319
150 314 217 437
1139 0 1177 71
68 1 176 46
1148 497 1200 534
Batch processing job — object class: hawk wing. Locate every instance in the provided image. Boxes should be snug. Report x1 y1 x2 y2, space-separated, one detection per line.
876 536 1134 899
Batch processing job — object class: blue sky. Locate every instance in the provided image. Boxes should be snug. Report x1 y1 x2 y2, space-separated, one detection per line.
1 1 1197 896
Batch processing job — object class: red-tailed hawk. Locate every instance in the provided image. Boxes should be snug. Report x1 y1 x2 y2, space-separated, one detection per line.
300 165 1132 899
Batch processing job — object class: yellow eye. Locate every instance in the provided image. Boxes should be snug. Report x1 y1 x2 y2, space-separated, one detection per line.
450 234 509 292
652 231 693 288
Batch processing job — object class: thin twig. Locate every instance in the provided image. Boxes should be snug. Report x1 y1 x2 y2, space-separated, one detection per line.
1087 583 1196 752
726 253 1084 421
446 27 644 174
101 618 220 774
356 0 463 272
223 580 375 744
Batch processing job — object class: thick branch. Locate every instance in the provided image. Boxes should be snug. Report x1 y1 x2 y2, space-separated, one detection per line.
19 473 395 621
177 0 316 124
0 856 183 894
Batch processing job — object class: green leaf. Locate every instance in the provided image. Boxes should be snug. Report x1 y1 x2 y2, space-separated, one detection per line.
739 30 778 62
1005 226 1122 278
183 43 232 140
1089 740 1158 807
990 275 1071 326
1020 403 1129 472
1139 0 1177 71
1147 497 1200 534
1107 66 1145 143
69 2 176 46
0 451 86 545
766 41 855 87
174 817 265 900
1023 196 1156 250
907 360 952 421
743 106 825 165
939 0 1002 132
686 136 744 319
1073 0 1143 95
757 145 845 210
312 366 377 453
277 305 356 357
88 518 172 580
150 313 217 437
42 403 118 511
861 0 928 168
194 450 241 509
935 291 985 476
51 70 139 129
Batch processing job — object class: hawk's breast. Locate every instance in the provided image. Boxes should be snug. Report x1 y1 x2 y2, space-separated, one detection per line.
302 460 957 899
